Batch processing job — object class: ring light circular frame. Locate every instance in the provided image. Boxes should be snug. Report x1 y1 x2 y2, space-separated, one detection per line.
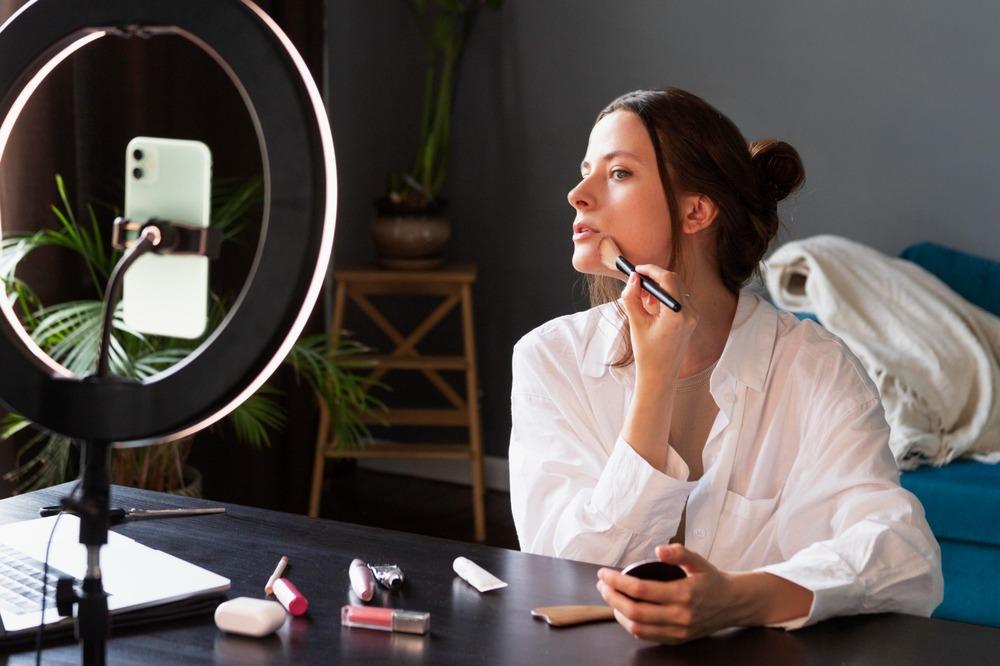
0 0 337 444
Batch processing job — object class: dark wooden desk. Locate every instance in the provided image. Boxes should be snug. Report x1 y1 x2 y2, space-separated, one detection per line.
2 484 997 665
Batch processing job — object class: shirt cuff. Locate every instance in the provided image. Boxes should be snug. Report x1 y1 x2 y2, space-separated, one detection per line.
754 543 866 630
591 436 696 534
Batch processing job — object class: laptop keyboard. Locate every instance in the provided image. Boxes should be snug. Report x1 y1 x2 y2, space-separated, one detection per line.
0 543 76 615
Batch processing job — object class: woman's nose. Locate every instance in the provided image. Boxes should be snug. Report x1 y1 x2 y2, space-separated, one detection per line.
567 179 592 210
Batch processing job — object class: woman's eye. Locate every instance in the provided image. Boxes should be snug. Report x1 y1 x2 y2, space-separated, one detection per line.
611 169 630 180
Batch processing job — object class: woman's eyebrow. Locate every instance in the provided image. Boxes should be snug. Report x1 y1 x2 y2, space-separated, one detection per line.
580 150 642 171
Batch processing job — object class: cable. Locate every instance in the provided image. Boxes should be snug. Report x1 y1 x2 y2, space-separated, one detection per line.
96 226 161 379
35 479 82 665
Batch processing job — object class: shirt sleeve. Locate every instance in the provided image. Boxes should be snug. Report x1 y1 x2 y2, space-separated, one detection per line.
508 340 695 567
755 396 944 629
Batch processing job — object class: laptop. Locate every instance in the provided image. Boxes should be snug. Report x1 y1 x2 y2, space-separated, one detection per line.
0 514 230 642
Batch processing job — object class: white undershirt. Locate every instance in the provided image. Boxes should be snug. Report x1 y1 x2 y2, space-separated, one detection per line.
668 361 718 544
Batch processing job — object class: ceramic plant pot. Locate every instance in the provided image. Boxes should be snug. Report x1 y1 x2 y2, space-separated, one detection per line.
371 213 450 270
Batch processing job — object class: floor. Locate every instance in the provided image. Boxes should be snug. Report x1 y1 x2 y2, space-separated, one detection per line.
316 461 520 550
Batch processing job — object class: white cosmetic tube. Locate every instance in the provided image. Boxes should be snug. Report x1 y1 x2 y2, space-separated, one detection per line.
453 557 507 592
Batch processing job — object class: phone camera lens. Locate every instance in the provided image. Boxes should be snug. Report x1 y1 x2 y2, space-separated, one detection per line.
133 149 144 160
132 167 143 180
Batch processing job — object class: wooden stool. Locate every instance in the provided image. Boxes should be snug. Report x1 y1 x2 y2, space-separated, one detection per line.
308 264 486 542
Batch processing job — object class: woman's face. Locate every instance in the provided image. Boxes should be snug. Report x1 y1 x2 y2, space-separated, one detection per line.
568 110 672 279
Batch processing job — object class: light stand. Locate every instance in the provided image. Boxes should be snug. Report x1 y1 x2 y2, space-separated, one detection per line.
53 223 210 663
0 1 338 663
66 439 111 664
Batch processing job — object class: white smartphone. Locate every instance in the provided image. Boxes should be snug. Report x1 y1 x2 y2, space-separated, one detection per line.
122 136 211 339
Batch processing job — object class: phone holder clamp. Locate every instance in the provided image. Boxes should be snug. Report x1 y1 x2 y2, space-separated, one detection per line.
112 216 221 259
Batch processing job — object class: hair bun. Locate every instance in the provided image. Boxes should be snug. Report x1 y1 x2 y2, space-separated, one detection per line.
749 140 804 203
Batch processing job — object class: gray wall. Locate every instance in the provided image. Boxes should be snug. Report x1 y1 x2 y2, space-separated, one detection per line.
327 1 1000 458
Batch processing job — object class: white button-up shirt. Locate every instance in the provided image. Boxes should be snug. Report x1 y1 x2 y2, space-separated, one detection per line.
509 289 943 629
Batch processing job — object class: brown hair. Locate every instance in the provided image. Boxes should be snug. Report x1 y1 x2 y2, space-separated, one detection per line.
586 88 805 367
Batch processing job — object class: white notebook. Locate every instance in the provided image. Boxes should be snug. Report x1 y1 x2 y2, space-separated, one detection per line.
0 514 230 637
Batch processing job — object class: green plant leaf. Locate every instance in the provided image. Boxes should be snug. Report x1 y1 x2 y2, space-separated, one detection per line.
3 428 76 494
211 177 263 242
0 236 35 278
43 175 114 291
0 412 31 440
226 386 286 449
32 300 103 342
1 275 43 328
287 333 389 451
55 174 77 226
132 348 193 380
4 172 384 490
396 0 501 205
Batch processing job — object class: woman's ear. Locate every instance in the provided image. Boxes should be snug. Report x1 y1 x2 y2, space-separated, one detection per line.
680 194 718 235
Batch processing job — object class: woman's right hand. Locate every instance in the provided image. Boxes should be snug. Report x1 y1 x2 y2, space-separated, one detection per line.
619 265 698 473
621 265 698 386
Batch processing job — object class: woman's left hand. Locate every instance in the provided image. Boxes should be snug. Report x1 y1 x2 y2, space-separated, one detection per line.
596 543 752 644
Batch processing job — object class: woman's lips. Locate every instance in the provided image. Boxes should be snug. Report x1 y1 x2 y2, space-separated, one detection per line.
572 225 599 242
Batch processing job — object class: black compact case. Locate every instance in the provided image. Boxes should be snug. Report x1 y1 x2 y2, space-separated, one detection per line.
621 559 686 582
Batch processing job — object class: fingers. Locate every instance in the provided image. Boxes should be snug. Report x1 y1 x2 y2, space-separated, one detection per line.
656 543 712 575
596 547 735 645
622 270 667 320
597 579 659 623
597 567 693 606
620 272 652 323
634 264 691 308
638 279 661 315
597 579 692 624
612 608 694 643
597 580 697 643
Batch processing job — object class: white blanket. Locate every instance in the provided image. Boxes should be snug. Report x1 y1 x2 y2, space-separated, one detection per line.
763 235 1000 469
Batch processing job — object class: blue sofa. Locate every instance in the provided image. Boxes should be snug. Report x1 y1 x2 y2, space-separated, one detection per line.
895 243 1000 627
788 242 1000 627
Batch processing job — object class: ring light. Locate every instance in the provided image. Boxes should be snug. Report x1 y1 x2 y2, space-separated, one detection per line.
0 0 337 445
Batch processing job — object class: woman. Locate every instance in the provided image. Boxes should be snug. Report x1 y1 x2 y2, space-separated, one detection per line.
508 88 942 643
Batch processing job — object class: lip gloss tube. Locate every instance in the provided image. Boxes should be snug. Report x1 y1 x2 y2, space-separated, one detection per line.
273 577 308 616
341 605 430 635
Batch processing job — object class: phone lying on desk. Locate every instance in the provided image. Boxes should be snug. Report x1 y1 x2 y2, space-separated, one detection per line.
122 136 212 339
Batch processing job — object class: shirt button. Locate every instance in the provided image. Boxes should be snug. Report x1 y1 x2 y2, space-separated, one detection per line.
694 528 706 538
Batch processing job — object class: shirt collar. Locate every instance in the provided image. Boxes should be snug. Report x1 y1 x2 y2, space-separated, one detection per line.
710 288 777 394
581 288 778 394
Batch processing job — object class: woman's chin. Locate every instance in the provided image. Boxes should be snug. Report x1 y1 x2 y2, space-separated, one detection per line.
572 250 618 279
571 250 598 274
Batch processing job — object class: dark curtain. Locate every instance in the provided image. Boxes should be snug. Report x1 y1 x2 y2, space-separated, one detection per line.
0 0 328 512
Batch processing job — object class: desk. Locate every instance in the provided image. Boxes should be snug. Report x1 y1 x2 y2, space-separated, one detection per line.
2 484 997 665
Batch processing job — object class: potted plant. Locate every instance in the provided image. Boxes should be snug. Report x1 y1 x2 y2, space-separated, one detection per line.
0 175 385 495
372 0 502 269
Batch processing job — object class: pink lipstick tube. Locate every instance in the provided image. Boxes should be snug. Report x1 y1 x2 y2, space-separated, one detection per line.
273 577 308 616
340 605 430 635
349 558 375 601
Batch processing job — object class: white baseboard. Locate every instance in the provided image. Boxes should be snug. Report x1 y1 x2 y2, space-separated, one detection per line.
358 455 510 493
